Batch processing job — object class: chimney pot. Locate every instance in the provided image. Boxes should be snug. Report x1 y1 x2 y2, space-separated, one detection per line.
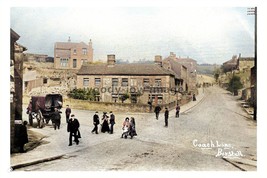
154 55 162 66
107 54 116 67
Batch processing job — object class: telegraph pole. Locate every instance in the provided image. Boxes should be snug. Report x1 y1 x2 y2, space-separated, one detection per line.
247 7 257 120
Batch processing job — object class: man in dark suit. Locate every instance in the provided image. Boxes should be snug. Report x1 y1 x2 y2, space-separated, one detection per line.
109 111 116 134
154 105 161 119
65 105 71 123
53 108 61 130
164 107 169 127
67 114 80 146
91 111 100 134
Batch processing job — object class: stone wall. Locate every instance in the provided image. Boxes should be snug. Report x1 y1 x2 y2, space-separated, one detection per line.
23 93 192 113
63 98 177 113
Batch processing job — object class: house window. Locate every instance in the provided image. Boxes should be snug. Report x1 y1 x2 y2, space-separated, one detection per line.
143 78 150 87
131 93 137 103
83 78 89 87
73 59 77 68
73 49 77 54
43 78 48 84
112 78 118 87
122 78 128 87
148 94 163 104
155 79 162 87
82 48 87 55
95 78 101 86
81 59 88 65
60 58 69 67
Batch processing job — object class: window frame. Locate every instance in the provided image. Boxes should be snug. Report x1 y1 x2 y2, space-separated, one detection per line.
83 78 89 87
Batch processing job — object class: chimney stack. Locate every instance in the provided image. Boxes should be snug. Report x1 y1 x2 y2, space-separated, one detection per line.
107 54 116 67
170 52 176 59
154 55 162 66
89 39 92 47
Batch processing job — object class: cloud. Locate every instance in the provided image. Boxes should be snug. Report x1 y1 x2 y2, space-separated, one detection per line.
10 7 254 64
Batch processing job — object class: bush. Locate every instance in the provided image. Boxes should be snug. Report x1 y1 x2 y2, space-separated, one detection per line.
227 75 243 95
68 88 100 101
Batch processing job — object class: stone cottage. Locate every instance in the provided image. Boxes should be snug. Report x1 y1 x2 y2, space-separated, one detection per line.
77 55 182 105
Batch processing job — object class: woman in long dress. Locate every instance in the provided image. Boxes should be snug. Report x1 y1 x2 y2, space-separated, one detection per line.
101 112 110 133
129 117 137 139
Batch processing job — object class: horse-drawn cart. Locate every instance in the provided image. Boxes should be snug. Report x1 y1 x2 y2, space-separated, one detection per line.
27 94 63 128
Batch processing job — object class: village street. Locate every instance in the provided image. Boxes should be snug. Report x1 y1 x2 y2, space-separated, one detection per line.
12 86 257 171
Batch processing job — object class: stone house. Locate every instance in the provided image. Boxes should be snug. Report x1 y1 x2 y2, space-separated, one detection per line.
222 55 238 72
162 57 188 93
54 38 93 69
77 55 180 105
164 52 197 93
23 70 43 93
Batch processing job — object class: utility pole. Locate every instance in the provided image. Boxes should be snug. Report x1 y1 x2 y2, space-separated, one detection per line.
247 7 257 120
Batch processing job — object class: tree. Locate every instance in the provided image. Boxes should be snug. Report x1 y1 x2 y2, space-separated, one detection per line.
227 75 243 96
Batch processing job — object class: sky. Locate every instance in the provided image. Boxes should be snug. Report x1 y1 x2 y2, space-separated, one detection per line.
11 7 255 64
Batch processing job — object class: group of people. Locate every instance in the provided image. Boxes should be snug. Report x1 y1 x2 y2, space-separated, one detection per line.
90 111 137 139
154 103 181 127
91 111 116 134
121 117 137 139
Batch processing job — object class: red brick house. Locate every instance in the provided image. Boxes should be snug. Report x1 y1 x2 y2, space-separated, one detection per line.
54 38 93 69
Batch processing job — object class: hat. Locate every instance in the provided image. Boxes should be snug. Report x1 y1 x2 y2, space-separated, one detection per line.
110 111 113 113
95 111 98 113
71 114 75 117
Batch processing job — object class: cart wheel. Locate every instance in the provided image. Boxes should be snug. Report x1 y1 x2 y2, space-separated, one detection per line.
38 118 44 128
37 110 44 128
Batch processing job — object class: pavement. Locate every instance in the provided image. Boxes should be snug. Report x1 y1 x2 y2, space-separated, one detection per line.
10 88 207 170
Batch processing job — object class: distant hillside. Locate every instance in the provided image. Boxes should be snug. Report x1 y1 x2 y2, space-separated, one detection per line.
197 64 221 75
197 74 215 84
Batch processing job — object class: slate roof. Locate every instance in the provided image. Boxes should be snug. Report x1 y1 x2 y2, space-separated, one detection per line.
77 63 177 77
54 42 88 50
175 57 197 63
223 57 238 65
163 58 187 77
